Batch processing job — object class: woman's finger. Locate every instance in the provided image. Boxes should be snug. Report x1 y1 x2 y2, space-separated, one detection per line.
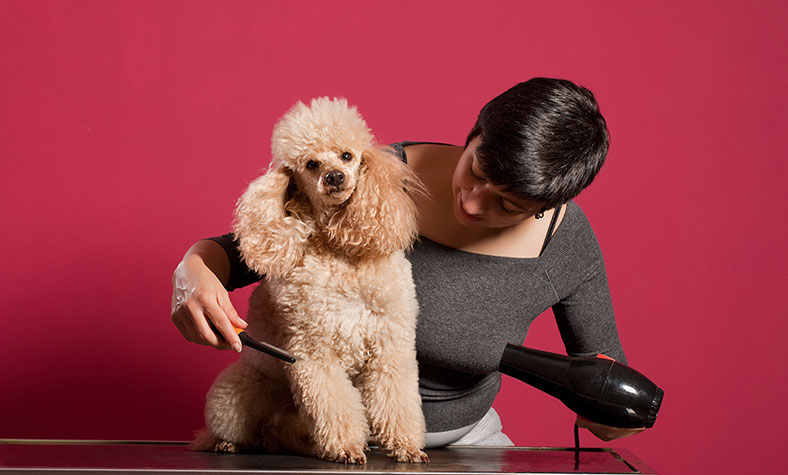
218 291 247 329
186 299 227 349
203 296 243 352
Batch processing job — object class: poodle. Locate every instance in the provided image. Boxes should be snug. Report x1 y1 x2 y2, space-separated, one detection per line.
193 97 428 464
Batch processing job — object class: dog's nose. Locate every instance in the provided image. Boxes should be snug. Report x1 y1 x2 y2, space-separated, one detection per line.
324 170 345 188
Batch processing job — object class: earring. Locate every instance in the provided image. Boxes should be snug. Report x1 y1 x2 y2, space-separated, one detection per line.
535 211 545 219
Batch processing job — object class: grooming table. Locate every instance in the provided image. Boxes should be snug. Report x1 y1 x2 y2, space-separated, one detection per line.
0 440 658 474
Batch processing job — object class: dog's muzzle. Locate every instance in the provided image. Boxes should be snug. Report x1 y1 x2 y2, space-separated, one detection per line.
323 170 345 191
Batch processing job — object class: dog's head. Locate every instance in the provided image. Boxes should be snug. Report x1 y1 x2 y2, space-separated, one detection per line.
234 98 422 278
271 97 373 210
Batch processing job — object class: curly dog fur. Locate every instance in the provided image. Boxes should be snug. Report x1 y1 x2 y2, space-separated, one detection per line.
192 98 428 464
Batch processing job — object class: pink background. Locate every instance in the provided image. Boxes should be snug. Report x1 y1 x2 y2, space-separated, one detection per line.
1 1 787 473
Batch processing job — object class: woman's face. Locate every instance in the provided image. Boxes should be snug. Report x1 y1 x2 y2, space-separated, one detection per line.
451 136 543 228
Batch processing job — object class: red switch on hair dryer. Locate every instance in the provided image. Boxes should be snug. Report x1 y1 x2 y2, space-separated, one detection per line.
499 344 663 428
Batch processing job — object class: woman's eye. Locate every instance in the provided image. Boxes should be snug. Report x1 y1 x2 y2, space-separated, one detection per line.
500 199 524 214
341 152 352 161
306 160 319 170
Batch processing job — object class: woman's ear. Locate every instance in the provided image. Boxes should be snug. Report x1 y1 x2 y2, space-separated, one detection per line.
328 147 421 257
233 165 312 278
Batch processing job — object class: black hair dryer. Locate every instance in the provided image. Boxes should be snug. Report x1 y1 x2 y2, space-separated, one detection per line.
499 344 663 428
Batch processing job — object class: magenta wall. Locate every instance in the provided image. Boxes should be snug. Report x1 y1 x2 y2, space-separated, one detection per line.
2 1 786 474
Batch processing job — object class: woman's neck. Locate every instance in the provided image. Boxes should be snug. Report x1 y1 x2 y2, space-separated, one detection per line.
406 143 565 258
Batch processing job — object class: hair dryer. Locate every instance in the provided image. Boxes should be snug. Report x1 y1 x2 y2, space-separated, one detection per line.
499 344 663 428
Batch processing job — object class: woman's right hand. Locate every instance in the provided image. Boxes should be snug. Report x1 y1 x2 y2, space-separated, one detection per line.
171 248 248 352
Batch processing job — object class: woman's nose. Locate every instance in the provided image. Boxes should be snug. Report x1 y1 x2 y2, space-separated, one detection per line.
464 187 490 215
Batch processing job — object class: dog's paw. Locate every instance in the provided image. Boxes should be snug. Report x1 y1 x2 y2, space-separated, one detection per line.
388 447 429 463
189 428 225 452
321 447 367 464
214 440 241 453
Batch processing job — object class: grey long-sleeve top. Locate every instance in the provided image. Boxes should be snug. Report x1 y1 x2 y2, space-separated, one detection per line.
208 142 626 432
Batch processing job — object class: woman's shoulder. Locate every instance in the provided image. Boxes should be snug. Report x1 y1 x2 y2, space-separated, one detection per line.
543 201 605 266
389 141 461 167
559 201 596 237
388 142 407 163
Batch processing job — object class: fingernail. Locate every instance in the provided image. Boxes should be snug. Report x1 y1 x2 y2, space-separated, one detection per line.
240 318 248 327
232 343 242 353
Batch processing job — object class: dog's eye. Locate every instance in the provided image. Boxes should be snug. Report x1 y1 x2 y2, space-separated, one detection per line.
306 160 319 170
341 152 352 161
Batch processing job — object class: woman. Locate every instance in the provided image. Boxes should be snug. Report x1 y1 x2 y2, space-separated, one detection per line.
171 78 645 446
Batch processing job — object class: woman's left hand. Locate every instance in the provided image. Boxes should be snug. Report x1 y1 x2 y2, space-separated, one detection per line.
575 416 646 441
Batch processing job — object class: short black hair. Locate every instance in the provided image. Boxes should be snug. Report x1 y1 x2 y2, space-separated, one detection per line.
465 78 609 210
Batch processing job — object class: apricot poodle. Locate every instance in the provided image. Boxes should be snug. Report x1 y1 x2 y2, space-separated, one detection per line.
193 98 428 464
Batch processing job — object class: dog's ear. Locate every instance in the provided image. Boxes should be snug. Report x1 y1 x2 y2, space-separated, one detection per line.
233 165 312 279
327 147 422 257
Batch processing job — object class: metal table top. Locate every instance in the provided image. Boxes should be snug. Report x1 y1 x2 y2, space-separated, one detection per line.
0 440 657 474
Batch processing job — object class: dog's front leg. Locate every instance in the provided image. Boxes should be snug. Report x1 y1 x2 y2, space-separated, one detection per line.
286 354 369 464
360 344 429 463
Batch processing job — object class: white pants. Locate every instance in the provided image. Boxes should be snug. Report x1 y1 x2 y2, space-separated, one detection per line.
424 408 514 448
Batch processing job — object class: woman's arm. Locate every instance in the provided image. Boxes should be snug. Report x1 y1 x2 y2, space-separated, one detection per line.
552 259 645 440
170 238 250 351
552 262 626 364
204 233 266 291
